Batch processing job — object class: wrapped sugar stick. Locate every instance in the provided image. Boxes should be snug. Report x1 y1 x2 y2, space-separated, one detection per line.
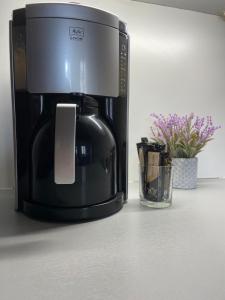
136 139 149 197
146 144 160 201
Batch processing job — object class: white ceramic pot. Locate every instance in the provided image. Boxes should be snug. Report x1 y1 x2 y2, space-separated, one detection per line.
172 158 198 189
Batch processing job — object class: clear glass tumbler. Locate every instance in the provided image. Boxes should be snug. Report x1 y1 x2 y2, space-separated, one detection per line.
139 165 173 208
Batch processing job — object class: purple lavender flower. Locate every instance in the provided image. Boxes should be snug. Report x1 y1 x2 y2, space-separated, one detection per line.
150 113 221 158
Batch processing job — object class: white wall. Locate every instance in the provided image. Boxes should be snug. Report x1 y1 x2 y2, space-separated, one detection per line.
0 0 225 188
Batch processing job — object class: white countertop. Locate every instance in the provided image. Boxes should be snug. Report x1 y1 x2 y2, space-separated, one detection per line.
1 179 225 300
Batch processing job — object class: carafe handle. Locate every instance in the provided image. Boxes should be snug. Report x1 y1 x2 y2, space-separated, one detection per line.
54 103 77 184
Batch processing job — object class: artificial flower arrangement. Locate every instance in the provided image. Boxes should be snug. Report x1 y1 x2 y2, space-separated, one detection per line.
150 113 220 158
150 113 221 189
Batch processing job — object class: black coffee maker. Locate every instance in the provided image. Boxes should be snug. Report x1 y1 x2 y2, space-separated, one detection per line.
10 3 129 221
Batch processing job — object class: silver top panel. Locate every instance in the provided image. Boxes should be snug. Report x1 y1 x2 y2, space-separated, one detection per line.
26 17 119 96
26 3 120 30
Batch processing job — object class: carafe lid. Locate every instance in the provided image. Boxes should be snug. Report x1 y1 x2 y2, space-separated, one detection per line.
78 96 99 115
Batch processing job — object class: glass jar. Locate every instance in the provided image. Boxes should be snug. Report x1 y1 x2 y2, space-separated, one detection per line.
139 165 173 208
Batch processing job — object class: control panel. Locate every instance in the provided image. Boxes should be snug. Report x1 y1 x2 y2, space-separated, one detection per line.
119 32 129 97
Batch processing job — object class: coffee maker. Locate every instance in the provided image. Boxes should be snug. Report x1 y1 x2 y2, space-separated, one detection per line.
10 3 129 221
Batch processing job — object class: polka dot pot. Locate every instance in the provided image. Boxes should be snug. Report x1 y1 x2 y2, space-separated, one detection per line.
172 158 198 189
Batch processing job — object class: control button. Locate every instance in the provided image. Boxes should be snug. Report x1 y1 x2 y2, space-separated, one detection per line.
122 44 126 51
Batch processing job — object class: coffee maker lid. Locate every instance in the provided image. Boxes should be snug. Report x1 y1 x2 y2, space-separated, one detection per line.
25 3 120 30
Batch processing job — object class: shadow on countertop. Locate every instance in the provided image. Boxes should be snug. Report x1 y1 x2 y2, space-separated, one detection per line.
0 240 57 260
0 192 64 238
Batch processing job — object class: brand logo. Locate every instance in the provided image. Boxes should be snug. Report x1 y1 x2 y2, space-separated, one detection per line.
69 27 84 41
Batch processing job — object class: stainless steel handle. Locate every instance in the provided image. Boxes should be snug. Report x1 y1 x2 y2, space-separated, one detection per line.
54 103 77 184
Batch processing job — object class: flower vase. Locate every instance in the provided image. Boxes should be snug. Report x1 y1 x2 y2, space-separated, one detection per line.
172 158 198 189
